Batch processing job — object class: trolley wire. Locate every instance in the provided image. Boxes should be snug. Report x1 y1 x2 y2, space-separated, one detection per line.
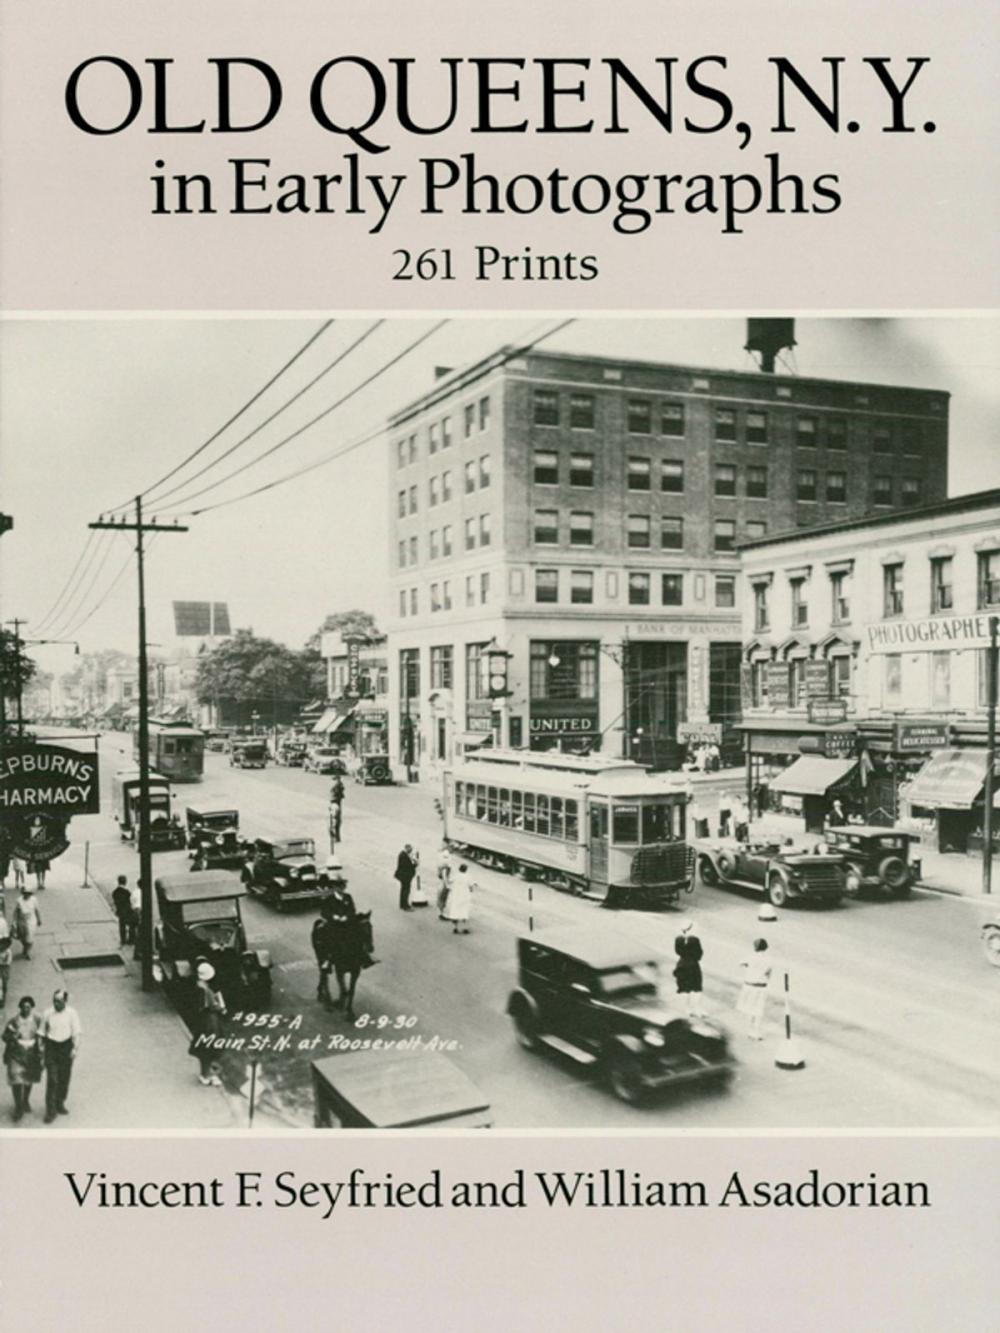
31 529 101 635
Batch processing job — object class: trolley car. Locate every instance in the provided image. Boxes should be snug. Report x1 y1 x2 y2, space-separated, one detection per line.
442 750 694 910
135 720 205 782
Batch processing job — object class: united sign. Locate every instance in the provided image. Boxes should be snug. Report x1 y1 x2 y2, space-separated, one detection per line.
0 743 100 815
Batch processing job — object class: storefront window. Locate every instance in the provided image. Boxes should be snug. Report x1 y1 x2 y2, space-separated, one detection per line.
884 654 902 700
529 642 598 700
930 652 950 707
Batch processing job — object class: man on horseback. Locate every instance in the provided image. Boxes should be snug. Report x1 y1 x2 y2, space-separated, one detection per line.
312 861 373 1020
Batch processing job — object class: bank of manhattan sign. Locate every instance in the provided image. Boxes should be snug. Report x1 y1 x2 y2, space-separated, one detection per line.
866 612 999 655
0 744 100 814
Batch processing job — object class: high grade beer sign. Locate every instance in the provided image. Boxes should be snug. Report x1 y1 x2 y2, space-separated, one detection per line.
0 744 100 815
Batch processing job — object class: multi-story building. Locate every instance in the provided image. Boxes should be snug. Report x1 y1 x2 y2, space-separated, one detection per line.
386 342 950 777
316 631 389 755
739 488 1000 850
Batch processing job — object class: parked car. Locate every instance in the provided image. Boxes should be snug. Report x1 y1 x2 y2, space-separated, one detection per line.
312 1050 492 1128
822 825 922 897
204 732 228 753
244 836 323 909
698 838 847 907
277 740 309 767
153 871 271 1010
355 753 394 785
506 926 734 1105
230 739 268 769
303 747 348 775
185 805 246 870
111 768 186 852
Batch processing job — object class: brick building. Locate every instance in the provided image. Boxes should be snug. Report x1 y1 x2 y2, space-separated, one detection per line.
386 342 950 778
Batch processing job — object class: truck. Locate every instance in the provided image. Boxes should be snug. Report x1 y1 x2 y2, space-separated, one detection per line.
111 768 186 852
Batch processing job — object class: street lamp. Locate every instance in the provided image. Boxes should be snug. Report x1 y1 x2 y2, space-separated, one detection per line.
251 710 260 736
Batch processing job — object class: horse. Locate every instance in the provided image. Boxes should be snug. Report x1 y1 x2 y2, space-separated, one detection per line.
327 910 375 1021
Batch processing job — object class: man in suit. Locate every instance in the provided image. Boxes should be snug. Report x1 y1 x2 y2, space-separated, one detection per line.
394 844 418 911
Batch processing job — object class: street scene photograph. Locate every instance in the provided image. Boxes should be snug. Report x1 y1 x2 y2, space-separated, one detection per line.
1 313 999 1131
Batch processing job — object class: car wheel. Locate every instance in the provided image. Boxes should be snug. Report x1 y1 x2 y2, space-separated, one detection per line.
877 855 910 892
607 1051 645 1106
509 999 538 1051
717 851 736 878
767 875 788 908
699 856 719 887
982 926 1000 969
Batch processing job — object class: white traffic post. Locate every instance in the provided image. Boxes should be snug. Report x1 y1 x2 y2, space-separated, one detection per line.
775 969 805 1070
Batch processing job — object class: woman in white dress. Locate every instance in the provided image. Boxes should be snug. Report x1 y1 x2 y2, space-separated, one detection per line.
736 938 772 1040
446 864 474 935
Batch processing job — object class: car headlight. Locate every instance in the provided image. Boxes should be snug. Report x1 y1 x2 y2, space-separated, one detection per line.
643 1028 665 1048
845 871 861 894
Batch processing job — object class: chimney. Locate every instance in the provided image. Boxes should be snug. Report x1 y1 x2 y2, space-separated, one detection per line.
745 319 796 374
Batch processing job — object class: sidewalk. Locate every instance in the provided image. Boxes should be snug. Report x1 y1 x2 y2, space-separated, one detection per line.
1 850 284 1131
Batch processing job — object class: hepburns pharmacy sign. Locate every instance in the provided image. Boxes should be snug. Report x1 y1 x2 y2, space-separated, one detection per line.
0 744 100 815
866 613 998 655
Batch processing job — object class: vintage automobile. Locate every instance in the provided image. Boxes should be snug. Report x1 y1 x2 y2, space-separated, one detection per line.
698 838 847 907
303 746 348 776
506 926 734 1105
276 739 309 767
111 768 186 852
312 1050 492 1128
355 753 394 785
153 871 272 1009
822 825 922 897
230 739 268 769
244 836 323 909
185 805 246 870
204 731 229 753
982 914 1000 969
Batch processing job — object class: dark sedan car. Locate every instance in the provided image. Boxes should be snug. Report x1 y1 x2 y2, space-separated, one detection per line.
506 927 733 1105
185 805 246 870
244 836 323 910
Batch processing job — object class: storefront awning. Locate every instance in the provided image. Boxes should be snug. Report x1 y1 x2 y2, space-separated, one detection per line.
904 748 990 811
772 755 857 796
311 704 357 736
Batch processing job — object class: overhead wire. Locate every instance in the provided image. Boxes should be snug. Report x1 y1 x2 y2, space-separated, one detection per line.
31 529 101 634
46 531 122 640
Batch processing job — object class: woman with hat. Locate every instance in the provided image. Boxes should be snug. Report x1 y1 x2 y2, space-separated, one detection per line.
673 920 706 1018
189 962 226 1086
3 995 43 1120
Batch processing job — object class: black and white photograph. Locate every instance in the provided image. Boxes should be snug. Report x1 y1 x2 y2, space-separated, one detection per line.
2 313 999 1131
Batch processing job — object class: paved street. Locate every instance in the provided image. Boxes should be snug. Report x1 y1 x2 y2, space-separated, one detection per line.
63 733 1000 1129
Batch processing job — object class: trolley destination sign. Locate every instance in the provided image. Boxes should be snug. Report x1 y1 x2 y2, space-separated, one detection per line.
0 743 100 814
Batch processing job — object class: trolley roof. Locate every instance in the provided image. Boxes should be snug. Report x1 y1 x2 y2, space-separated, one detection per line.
448 762 690 800
524 925 664 970
460 747 642 776
147 721 204 737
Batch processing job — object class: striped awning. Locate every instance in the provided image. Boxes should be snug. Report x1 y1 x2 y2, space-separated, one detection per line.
772 755 857 796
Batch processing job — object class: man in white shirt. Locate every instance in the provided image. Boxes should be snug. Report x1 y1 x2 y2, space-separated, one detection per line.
40 989 82 1123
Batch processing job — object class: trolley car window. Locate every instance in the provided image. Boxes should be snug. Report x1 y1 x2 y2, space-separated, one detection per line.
612 804 640 844
642 803 673 844
498 789 511 826
475 785 487 820
536 796 550 837
523 792 536 833
163 739 176 754
565 799 579 841
454 780 463 812
487 786 498 823
550 797 564 839
512 791 523 827
673 803 686 840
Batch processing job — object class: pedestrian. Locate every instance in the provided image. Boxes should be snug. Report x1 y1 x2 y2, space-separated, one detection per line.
111 875 134 946
718 793 733 839
130 881 143 959
436 845 453 920
737 938 772 1041
189 962 225 1086
673 920 705 1018
0 845 10 891
328 796 343 844
0 913 12 1007
12 887 41 960
40 989 82 1122
2 995 42 1121
11 853 27 892
330 777 345 804
394 844 418 911
30 853 50 891
731 793 749 843
829 796 846 826
446 863 475 935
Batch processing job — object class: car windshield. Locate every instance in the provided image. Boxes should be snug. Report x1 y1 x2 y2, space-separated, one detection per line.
185 921 241 951
279 840 315 858
195 813 238 828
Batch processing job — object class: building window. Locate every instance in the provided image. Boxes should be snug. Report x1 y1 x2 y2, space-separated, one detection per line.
569 452 594 487
464 460 476 494
529 641 598 701
796 416 817 447
464 403 475 438
902 477 922 506
399 590 407 617
408 535 418 564
479 397 490 431
831 655 852 699
628 572 651 605
714 519 736 553
627 399 652 434
661 402 685 436
715 464 737 497
874 475 893 506
883 563 904 618
535 569 559 603
627 457 651 490
661 459 684 493
479 455 491 488
429 476 439 507
466 642 489 701
400 648 420 700
429 530 440 560
479 514 491 547
430 583 441 612
407 434 418 464
570 570 594 604
569 511 594 546
661 516 684 550
465 575 475 607
746 520 767 540
930 652 951 707
873 425 893 455
430 646 453 690
751 660 769 708
396 440 406 468
428 422 440 455
789 658 807 708
627 514 651 549
533 449 559 485
409 588 417 615
480 572 490 604
408 485 418 515
884 654 902 700
930 556 953 612
533 389 559 426
827 419 847 450
753 583 770 632
570 393 595 429
826 471 847 503
661 573 683 606
442 580 452 610
715 408 736 441
397 540 406 568
797 469 817 502
441 416 452 449
464 517 476 551
978 551 1000 608
746 465 768 498
397 489 406 518
746 411 768 445
441 470 452 502
715 574 736 608
790 577 808 627
442 525 453 557
830 570 850 623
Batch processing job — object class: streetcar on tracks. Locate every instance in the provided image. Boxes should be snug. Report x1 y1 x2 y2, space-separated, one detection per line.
135 720 205 782
441 749 694 910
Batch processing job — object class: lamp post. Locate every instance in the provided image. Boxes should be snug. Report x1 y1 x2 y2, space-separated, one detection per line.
251 710 260 737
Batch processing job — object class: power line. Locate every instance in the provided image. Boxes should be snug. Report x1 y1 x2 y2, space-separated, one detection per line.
44 531 121 640
142 320 382 510
106 319 336 514
158 318 575 519
32 529 100 634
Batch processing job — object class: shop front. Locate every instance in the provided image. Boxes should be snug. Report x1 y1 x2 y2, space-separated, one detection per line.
528 640 600 755
901 748 1000 855
739 720 858 823
771 754 858 833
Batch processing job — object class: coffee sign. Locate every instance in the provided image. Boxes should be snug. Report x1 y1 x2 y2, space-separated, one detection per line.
0 744 100 816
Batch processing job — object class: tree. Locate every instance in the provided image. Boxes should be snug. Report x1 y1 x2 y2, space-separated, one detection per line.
305 609 380 652
0 629 38 703
195 629 319 726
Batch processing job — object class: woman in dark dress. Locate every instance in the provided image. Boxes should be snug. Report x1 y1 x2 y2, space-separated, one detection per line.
673 920 706 1019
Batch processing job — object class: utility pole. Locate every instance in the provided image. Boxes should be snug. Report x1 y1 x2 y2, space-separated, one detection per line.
983 614 998 896
91 501 188 989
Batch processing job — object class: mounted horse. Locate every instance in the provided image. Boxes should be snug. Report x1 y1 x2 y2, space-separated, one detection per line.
314 908 375 1021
